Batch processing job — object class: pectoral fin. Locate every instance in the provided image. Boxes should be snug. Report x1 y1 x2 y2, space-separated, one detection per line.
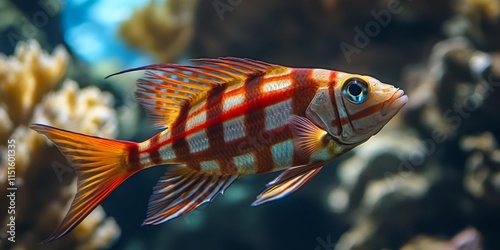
251 162 323 206
288 114 328 159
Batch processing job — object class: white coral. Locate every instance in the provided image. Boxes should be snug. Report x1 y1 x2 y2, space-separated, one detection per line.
32 79 117 137
0 40 120 249
0 40 68 128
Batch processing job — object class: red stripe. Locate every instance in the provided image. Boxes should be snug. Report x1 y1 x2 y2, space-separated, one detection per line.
242 74 272 174
158 79 295 149
145 68 318 173
205 85 226 146
348 102 386 121
171 105 198 169
291 69 321 166
327 72 343 136
127 144 141 171
148 134 162 164
205 85 228 173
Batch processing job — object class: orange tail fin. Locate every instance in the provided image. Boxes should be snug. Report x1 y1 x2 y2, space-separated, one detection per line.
30 124 141 243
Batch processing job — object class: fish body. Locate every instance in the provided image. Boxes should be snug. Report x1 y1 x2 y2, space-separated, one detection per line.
138 67 335 174
31 58 407 242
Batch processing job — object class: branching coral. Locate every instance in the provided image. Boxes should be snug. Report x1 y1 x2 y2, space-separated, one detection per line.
0 40 120 249
461 132 500 207
0 40 67 142
118 0 197 63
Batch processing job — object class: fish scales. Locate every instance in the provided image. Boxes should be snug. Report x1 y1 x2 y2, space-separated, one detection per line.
139 69 320 175
30 57 407 242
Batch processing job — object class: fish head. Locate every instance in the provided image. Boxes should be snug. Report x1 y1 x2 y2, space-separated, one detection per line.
305 72 408 145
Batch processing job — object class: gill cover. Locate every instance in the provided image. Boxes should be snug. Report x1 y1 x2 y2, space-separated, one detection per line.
305 74 371 145
305 87 339 137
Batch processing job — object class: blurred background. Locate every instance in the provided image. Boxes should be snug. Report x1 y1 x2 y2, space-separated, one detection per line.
1 0 500 249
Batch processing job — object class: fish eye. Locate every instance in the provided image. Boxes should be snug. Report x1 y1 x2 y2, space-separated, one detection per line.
342 78 368 104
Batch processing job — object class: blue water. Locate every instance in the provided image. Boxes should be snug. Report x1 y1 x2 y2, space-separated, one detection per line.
62 0 153 68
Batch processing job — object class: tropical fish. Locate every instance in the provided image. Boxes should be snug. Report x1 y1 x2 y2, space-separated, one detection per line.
31 57 408 242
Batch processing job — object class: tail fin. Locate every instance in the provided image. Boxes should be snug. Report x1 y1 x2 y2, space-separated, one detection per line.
30 124 140 243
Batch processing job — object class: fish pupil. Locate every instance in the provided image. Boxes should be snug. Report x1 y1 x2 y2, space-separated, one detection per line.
348 82 362 96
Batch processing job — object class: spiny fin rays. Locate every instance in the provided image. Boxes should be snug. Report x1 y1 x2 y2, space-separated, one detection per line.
30 124 138 243
288 115 328 159
252 162 323 206
143 166 238 225
106 57 283 129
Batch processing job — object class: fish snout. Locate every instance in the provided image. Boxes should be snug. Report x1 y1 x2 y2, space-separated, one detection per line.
381 89 408 117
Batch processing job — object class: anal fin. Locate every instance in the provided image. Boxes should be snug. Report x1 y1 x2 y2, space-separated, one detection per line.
143 166 237 225
251 162 323 206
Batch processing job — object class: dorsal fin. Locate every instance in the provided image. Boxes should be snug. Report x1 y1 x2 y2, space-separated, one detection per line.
108 57 281 129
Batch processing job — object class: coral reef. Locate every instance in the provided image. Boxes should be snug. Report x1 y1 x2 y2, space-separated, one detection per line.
0 40 120 249
401 227 482 250
2 0 500 249
118 0 197 63
461 132 500 208
449 0 500 50
0 40 67 142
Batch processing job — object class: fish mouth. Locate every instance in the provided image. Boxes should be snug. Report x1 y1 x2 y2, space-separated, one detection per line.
382 89 408 116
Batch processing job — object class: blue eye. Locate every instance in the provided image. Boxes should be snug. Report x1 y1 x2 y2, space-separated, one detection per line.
342 78 368 104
